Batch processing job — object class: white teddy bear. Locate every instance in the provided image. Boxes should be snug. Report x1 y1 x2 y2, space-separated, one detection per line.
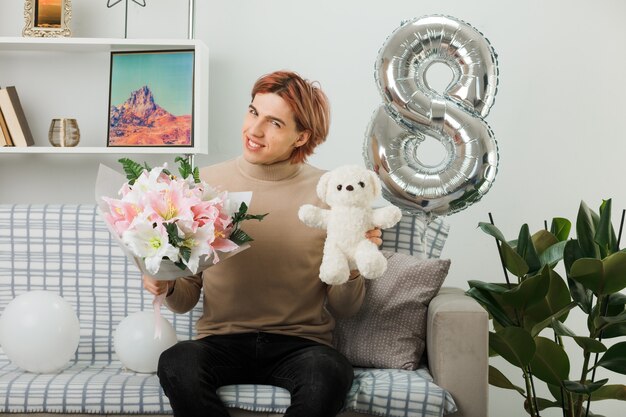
298 165 402 285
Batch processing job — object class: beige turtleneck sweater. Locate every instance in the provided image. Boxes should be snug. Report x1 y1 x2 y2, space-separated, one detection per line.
164 157 365 346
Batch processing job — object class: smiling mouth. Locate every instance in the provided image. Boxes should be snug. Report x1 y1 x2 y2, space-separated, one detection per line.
246 137 264 149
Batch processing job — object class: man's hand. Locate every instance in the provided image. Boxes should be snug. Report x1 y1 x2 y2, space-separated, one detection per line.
365 227 383 247
143 274 173 296
348 228 383 281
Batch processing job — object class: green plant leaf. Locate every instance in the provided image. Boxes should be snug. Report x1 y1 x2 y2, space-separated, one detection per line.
562 379 608 395
550 217 572 242
490 327 536 368
529 336 570 386
529 302 576 338
602 251 626 294
589 384 626 401
526 269 573 333
517 224 541 274
539 240 568 269
609 292 626 307
489 365 525 396
524 397 561 413
551 318 607 352
532 229 559 256
466 286 516 327
577 201 601 259
574 337 607 353
595 199 618 257
501 241 529 278
596 341 626 374
563 239 593 313
478 222 529 277
601 322 626 339
501 266 550 311
570 257 604 295
550 317 577 337
478 222 508 243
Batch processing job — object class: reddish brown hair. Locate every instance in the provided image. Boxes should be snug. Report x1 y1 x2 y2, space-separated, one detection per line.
251 70 330 164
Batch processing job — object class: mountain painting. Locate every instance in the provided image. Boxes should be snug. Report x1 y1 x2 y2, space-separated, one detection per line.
107 50 194 147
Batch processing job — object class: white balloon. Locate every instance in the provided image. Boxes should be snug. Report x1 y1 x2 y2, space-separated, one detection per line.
114 311 177 373
0 290 80 373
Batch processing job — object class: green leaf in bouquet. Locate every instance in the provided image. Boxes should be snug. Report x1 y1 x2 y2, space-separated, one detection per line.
529 336 570 386
164 223 183 247
118 157 147 185
229 228 253 245
595 341 626 374
489 365 525 396
489 327 535 368
562 379 609 395
174 156 200 183
550 217 572 242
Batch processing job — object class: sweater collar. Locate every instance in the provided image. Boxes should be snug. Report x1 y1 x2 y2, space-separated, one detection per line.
236 156 302 181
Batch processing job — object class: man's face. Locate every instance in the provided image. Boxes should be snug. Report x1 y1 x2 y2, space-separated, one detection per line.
241 93 308 165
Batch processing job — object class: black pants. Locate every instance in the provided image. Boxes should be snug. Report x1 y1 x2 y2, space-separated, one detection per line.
157 332 354 417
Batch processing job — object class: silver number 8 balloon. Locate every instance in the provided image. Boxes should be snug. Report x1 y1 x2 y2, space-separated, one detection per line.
364 15 499 217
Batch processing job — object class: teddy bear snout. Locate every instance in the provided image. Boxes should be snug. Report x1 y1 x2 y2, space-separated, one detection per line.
346 185 354 191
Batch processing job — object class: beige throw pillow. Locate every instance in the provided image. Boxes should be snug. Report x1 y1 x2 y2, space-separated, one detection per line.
333 251 451 370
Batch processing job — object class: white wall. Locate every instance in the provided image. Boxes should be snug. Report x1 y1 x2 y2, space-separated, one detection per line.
1 1 625 416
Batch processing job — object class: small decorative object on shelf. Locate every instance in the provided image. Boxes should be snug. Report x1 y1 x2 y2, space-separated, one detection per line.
48 118 80 147
106 0 147 39
23 0 72 38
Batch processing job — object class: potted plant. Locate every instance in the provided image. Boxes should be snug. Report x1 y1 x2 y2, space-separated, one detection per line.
467 199 626 417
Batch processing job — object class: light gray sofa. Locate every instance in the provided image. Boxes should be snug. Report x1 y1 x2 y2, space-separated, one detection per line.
0 204 488 417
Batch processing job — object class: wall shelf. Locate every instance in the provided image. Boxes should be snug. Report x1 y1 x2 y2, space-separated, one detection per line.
0 37 209 155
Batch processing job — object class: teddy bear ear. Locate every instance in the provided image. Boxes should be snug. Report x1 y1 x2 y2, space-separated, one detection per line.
367 170 382 199
316 171 332 202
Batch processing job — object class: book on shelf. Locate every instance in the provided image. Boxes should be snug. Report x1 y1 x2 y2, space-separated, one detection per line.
0 86 34 147
0 106 14 146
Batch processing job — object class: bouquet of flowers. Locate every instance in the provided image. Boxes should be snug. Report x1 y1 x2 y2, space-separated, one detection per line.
96 157 267 280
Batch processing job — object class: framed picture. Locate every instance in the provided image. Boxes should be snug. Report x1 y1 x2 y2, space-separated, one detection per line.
107 50 195 148
23 0 72 37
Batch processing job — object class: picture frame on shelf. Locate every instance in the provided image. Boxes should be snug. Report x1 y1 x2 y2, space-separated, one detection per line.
107 49 195 148
23 0 72 38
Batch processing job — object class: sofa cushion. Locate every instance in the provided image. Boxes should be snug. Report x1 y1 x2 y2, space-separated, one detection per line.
0 358 455 417
333 251 451 370
381 213 449 259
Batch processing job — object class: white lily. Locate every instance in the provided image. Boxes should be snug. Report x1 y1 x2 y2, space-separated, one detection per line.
122 220 179 275
181 222 215 273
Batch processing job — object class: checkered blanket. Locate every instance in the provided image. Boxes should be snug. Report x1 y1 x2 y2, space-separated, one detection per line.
0 204 455 416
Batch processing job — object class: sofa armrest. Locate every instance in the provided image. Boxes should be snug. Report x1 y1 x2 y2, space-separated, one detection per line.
427 287 489 417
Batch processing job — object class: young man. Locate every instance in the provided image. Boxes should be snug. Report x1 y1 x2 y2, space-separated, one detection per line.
144 70 382 417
